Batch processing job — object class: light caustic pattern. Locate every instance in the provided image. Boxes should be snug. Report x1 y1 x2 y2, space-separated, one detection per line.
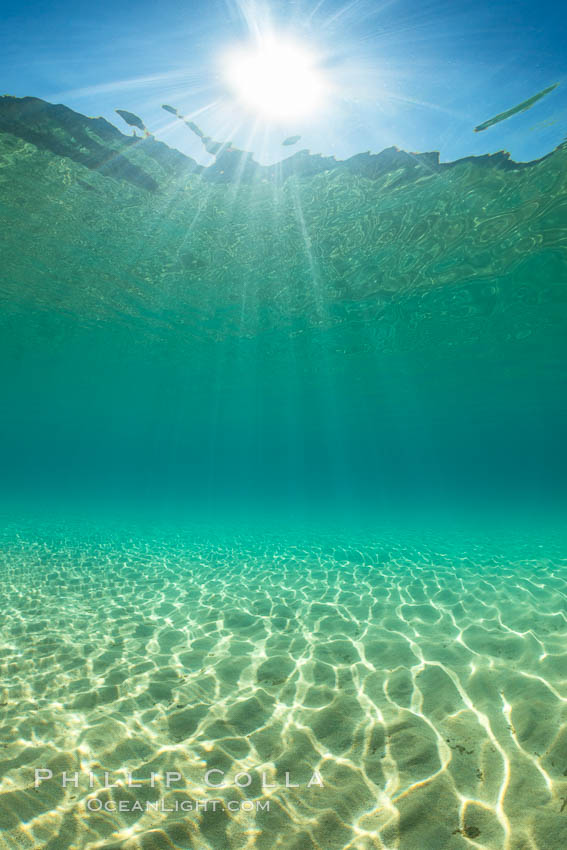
1 526 567 849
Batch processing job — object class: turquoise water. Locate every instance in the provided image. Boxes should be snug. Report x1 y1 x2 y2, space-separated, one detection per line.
0 96 567 848
2 518 567 848
1 97 566 518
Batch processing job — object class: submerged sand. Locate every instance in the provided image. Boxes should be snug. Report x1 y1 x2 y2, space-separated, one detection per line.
0 523 566 850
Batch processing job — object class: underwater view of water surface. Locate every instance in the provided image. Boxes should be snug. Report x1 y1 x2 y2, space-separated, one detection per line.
1 0 567 847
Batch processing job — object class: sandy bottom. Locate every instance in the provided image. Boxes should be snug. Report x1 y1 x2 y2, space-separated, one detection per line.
1 522 567 850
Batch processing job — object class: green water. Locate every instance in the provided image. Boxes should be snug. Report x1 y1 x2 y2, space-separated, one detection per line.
1 98 566 516
0 98 567 848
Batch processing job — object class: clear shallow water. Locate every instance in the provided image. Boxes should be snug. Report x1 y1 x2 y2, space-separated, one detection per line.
1 519 567 849
1 97 566 514
0 97 567 849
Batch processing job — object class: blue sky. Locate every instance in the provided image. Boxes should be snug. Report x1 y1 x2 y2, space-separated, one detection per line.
1 0 565 165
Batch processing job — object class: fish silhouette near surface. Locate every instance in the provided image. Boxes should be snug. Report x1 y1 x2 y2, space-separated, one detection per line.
474 83 559 132
282 135 301 146
115 109 149 136
162 105 205 139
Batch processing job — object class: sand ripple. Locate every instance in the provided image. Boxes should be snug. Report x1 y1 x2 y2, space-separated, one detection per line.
1 523 567 849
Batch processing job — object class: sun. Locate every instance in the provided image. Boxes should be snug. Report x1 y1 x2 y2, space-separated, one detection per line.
224 38 327 121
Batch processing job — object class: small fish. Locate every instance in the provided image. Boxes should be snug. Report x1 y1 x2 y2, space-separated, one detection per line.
161 105 205 140
282 135 301 146
115 109 146 133
186 121 206 139
474 83 559 133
